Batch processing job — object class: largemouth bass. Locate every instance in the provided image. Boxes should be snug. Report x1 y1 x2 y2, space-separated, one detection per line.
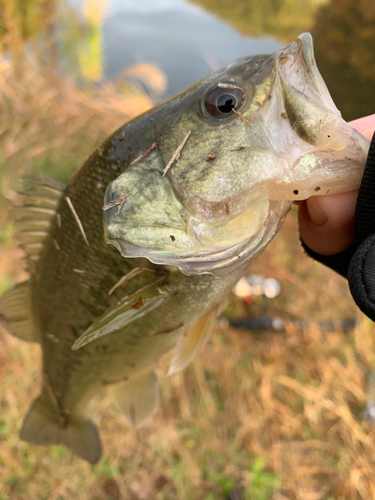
0 33 369 464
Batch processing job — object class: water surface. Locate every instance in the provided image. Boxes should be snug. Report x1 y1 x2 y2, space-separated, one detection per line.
101 0 282 98
71 0 375 120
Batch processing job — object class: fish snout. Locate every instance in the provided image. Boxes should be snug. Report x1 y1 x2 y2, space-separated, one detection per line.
275 32 344 148
263 32 370 201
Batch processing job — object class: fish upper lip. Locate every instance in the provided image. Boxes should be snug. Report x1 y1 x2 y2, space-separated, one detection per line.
296 32 315 69
275 33 315 78
276 32 315 70
276 32 339 114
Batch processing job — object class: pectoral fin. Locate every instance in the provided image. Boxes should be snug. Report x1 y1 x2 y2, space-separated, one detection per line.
168 303 223 375
72 275 170 350
110 369 159 428
0 281 40 342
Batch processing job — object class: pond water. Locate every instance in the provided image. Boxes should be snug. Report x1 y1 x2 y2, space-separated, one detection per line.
101 0 281 99
71 0 375 121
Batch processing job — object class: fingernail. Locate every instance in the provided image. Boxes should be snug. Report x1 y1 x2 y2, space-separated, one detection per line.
306 196 328 226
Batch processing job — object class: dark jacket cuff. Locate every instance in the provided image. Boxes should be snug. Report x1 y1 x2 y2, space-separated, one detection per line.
300 239 355 278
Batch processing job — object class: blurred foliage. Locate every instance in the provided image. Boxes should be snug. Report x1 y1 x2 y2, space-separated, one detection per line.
0 0 57 57
0 0 166 220
189 0 328 41
78 0 106 81
0 55 164 200
311 0 375 120
59 0 107 81
0 0 106 81
191 0 375 120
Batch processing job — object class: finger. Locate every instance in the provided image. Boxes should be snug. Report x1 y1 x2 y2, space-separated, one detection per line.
349 113 375 140
299 115 374 255
298 191 358 255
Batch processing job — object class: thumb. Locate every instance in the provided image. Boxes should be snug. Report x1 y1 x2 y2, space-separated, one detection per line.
298 113 375 256
298 190 358 256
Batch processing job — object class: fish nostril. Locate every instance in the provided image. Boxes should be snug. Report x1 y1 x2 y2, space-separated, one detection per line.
279 54 290 66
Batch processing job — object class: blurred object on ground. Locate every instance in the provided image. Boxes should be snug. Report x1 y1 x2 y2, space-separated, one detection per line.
233 275 281 302
227 315 356 333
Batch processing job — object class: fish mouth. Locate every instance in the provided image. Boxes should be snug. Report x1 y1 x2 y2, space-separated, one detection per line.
275 32 342 147
143 199 291 276
265 32 369 202
105 194 291 277
277 33 338 115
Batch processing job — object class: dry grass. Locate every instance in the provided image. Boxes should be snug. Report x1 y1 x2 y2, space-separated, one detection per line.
0 56 166 208
1 210 375 500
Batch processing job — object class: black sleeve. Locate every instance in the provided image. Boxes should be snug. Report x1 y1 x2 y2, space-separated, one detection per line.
348 131 375 321
301 240 356 278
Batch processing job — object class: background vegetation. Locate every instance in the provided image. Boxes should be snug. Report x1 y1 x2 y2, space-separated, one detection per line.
192 0 375 121
1 1 375 499
190 0 329 41
0 0 166 207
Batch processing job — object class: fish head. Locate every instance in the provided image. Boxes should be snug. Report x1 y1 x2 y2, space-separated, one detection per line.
104 33 369 276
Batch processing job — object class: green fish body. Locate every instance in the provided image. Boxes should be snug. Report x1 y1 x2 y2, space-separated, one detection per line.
0 33 369 463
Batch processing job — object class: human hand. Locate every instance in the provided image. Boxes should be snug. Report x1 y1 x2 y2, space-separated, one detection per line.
298 114 375 256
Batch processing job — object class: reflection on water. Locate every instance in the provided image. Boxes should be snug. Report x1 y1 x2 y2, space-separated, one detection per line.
2 0 374 152
189 0 328 41
311 0 375 120
191 0 375 120
102 2 281 99
33 0 375 120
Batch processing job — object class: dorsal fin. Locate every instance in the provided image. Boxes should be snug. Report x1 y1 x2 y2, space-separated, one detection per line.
11 175 65 272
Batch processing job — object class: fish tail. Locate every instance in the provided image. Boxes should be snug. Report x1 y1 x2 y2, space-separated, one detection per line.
20 393 102 464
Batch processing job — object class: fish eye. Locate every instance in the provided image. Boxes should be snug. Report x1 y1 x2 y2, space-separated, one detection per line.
204 85 245 119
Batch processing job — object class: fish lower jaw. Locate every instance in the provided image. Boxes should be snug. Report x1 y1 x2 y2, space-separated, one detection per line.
267 181 346 202
107 208 267 261
106 201 291 277
107 222 249 275
107 226 194 254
